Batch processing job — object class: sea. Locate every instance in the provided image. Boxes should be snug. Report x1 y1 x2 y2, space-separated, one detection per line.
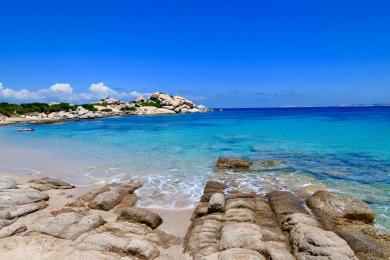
0 107 389 230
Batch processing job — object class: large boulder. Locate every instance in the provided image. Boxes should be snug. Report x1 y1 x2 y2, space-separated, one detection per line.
289 223 357 259
216 157 250 171
266 191 310 219
306 190 375 224
117 207 163 229
38 212 106 240
0 188 49 208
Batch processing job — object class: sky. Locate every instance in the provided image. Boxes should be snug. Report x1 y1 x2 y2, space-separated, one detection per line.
1 0 390 107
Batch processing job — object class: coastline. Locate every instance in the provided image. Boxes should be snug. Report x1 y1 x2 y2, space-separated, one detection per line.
0 170 389 259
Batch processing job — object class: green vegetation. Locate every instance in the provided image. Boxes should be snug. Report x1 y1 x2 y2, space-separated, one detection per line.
136 100 161 108
80 104 97 111
0 102 75 117
101 108 112 112
120 106 136 111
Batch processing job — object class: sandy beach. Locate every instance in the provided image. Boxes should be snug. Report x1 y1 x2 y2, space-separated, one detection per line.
0 173 194 260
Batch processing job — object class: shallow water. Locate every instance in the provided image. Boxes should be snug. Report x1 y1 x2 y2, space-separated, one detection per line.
0 107 389 229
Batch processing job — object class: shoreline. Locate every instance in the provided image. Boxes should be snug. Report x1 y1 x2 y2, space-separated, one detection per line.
0 171 389 259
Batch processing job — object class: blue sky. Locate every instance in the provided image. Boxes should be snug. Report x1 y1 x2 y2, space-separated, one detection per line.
1 0 389 107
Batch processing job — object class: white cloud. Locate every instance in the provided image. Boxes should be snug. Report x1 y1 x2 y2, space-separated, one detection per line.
49 83 73 94
0 83 34 100
89 82 117 96
0 82 150 103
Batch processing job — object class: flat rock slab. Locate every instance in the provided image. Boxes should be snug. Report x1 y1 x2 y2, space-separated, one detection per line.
290 223 357 260
38 212 106 240
280 213 321 232
0 188 49 207
306 190 375 224
69 221 180 260
0 177 17 189
28 177 75 191
117 207 163 229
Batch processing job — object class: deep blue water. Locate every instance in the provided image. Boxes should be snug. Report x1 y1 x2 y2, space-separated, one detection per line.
0 106 389 229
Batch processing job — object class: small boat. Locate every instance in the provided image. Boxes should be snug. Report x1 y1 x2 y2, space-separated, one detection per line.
17 128 35 132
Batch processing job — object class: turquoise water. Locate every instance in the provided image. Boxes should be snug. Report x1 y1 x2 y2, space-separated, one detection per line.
0 107 389 229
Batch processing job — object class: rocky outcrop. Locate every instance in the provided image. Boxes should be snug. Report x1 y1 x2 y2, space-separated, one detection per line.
267 190 357 260
306 190 375 224
66 180 142 210
184 181 294 259
306 191 390 259
216 157 250 171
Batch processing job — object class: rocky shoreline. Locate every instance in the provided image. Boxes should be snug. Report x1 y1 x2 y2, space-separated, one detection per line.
0 92 210 126
0 157 389 259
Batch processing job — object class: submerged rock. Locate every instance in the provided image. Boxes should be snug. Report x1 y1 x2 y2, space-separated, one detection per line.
216 157 250 171
250 159 284 169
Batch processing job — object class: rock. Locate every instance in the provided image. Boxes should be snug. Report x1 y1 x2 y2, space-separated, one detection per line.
67 180 142 210
266 191 310 220
4 201 47 219
218 248 266 260
38 212 106 240
200 181 227 202
216 157 250 171
289 223 357 259
280 213 321 232
219 222 263 251
0 223 27 238
76 106 88 115
225 198 256 211
0 188 49 207
306 190 375 224
185 214 224 256
335 223 390 259
208 193 225 214
225 208 255 223
0 177 17 189
117 207 163 229
0 219 15 229
74 232 160 259
196 104 208 111
28 177 75 190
